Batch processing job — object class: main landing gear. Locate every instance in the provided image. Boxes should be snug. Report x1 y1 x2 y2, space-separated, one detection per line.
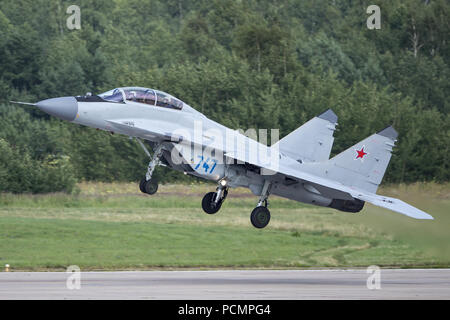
250 180 271 229
137 138 162 195
139 177 158 195
202 179 272 229
202 180 228 214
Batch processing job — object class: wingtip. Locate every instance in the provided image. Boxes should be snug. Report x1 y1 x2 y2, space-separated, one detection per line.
377 125 398 140
318 109 338 123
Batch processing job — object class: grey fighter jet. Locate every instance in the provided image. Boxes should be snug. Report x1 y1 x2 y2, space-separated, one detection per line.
12 87 433 228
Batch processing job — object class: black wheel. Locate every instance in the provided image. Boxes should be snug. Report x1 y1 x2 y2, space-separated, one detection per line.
139 177 147 193
202 192 222 214
144 179 158 195
250 206 271 229
140 178 158 195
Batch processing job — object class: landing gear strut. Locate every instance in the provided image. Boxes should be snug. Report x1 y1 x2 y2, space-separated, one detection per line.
202 181 228 214
250 180 271 229
137 138 162 195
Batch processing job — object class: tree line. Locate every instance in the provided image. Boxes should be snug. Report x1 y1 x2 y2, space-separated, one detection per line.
0 0 448 193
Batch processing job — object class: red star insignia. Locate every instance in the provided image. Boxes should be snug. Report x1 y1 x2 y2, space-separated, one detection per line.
355 146 368 160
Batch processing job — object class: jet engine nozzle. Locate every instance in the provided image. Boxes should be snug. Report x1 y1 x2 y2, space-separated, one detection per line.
36 97 78 121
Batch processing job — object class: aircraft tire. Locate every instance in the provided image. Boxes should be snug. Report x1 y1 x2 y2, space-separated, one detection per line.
139 177 147 193
250 206 271 229
202 192 222 214
140 178 158 195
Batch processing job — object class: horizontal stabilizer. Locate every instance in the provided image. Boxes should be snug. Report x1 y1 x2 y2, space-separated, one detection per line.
353 193 434 220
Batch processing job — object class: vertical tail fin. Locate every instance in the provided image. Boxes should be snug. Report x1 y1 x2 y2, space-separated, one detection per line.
324 126 398 193
272 109 338 163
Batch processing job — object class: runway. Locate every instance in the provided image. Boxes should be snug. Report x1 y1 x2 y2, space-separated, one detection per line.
0 269 449 299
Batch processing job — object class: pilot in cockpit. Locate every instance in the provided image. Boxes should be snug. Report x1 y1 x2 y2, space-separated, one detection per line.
128 91 137 101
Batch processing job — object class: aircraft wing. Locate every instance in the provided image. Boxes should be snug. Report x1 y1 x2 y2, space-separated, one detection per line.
224 151 433 220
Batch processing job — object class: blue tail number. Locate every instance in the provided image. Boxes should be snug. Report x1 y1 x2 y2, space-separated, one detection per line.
195 156 218 174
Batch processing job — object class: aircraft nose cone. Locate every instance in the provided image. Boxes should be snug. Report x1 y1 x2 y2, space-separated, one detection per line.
36 97 78 121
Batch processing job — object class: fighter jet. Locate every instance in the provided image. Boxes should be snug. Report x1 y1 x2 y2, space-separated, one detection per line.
11 87 433 228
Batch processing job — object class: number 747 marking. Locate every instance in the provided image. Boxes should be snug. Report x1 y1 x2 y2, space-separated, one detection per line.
194 156 218 174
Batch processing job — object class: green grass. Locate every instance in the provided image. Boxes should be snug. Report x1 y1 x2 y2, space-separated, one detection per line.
0 182 448 270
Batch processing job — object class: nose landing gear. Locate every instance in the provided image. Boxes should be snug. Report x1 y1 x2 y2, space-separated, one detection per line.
137 138 162 195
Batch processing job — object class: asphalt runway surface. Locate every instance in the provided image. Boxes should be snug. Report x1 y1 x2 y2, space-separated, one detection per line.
0 269 449 299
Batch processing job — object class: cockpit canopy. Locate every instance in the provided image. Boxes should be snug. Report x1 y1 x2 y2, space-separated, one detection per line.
99 87 184 110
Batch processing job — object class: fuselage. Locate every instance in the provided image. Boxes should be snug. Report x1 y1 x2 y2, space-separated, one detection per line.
31 87 351 210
